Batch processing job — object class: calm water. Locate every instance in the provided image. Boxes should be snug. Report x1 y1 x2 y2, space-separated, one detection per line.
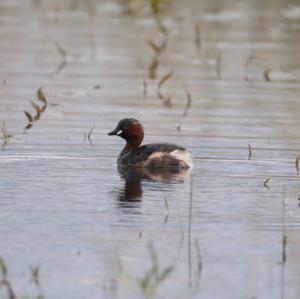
0 0 300 298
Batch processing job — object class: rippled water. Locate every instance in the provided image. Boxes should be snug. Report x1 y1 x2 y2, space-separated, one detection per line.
0 0 300 298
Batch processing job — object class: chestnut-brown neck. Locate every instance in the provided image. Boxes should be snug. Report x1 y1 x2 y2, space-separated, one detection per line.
124 122 144 151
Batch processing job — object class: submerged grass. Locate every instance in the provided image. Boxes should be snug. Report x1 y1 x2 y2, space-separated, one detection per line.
282 235 287 263
119 0 146 14
31 101 42 121
138 242 175 298
244 54 255 81
164 196 169 223
295 155 299 174
120 0 173 15
150 0 171 34
263 68 271 82
216 56 221 79
194 20 202 50
30 265 40 286
156 71 173 106
263 177 271 189
140 244 175 297
157 71 173 89
54 42 67 75
37 88 47 112
188 175 193 287
280 189 287 299
183 87 192 116
83 126 95 144
24 111 34 131
145 0 170 79
0 258 7 277
147 36 168 79
149 57 159 79
0 258 44 299
143 80 148 98
142 0 171 79
150 0 171 15
0 257 16 299
1 121 11 147
24 88 48 132
147 39 161 54
194 239 202 290
248 144 253 160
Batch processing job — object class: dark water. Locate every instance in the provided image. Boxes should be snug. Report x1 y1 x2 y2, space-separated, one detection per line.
0 0 300 298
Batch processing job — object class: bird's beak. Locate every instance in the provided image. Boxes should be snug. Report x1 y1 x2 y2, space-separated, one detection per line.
108 128 122 136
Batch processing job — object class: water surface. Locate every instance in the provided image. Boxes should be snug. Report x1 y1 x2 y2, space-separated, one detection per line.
0 0 300 298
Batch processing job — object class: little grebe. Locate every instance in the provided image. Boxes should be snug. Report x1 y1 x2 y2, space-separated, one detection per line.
108 118 193 169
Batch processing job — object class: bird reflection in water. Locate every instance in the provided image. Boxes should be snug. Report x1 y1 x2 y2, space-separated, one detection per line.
117 165 191 203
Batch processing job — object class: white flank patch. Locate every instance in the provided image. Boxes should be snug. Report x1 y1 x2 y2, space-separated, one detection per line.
148 152 165 159
170 150 193 168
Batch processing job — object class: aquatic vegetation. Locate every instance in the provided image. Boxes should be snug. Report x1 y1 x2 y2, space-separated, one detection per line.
147 36 168 79
150 0 172 33
282 235 287 263
150 0 172 15
244 55 273 82
119 0 146 14
263 68 271 82
138 243 175 298
187 175 193 287
194 20 202 49
216 56 221 79
83 126 95 144
24 88 48 132
0 258 7 277
54 42 67 75
37 88 47 112
248 144 253 160
0 257 16 299
1 121 11 146
157 71 172 90
149 56 159 79
156 71 173 106
194 240 202 281
1 0 300 298
30 265 40 286
120 0 174 15
24 111 35 131
189 239 203 291
263 178 270 189
164 196 169 223
295 155 299 174
280 189 287 299
183 87 192 116
30 101 42 121
147 39 161 54
144 0 170 79
0 258 44 299
244 54 256 81
24 111 34 130
143 80 148 97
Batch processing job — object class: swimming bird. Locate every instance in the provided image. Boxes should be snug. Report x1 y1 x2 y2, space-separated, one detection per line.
108 118 193 169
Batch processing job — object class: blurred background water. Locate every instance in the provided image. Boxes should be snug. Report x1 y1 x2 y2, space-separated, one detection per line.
0 0 300 298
